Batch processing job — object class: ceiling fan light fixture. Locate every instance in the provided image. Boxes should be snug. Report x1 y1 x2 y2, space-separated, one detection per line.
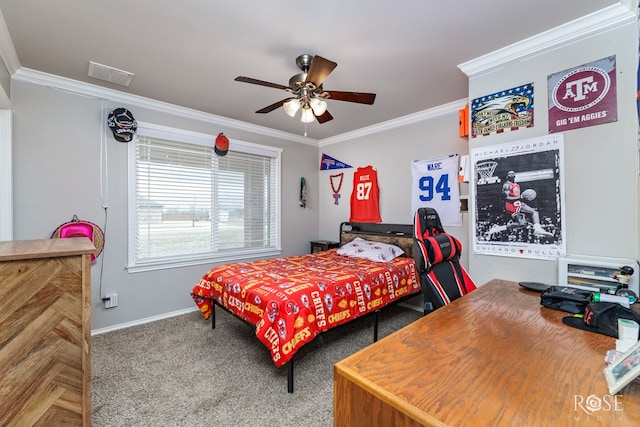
235 54 374 126
300 105 315 123
309 97 328 116
283 98 300 117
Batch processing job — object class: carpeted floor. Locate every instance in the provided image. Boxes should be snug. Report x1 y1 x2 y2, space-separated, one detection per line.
91 304 422 427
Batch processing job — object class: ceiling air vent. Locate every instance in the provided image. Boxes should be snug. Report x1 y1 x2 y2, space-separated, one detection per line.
88 61 134 87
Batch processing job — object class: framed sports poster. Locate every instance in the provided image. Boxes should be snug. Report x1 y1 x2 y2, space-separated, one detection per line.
471 134 566 259
471 83 534 138
548 56 617 133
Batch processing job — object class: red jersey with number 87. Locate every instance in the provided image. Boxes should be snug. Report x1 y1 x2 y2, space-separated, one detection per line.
350 165 381 222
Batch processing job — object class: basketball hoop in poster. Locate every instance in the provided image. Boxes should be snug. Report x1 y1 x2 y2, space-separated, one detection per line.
320 153 352 170
476 161 500 185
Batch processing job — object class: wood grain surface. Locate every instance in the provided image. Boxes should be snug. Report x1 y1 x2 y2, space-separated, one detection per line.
0 238 93 426
334 279 640 426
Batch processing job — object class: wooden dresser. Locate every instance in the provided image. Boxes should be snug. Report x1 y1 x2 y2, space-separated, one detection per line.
0 238 95 426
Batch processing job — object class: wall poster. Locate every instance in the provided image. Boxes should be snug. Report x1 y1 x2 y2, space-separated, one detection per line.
471 83 534 138
471 134 566 259
548 56 617 133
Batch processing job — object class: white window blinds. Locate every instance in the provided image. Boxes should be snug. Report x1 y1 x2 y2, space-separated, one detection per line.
129 124 281 271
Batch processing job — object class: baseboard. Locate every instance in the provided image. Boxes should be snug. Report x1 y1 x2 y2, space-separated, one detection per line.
91 299 423 336
398 302 423 313
91 306 201 336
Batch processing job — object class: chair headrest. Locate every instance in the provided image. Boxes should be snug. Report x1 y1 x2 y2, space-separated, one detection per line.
414 207 445 236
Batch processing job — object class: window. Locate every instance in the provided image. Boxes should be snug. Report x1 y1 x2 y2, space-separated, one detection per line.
128 123 281 272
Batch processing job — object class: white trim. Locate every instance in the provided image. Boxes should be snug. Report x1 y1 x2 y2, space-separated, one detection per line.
12 67 316 146
4 4 636 149
0 10 20 74
398 301 424 313
0 84 9 110
91 306 200 335
230 138 283 157
319 99 466 147
137 121 284 158
88 291 423 335
127 131 137 267
125 249 282 274
127 126 282 271
458 3 637 77
0 110 12 241
13 67 469 147
137 121 214 146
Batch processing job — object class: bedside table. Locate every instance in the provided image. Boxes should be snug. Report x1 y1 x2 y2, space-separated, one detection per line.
310 240 340 254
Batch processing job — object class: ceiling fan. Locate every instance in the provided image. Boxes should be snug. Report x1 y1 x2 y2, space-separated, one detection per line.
234 54 376 124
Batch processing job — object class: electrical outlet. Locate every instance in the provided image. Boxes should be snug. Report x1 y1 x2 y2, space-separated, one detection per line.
104 292 118 309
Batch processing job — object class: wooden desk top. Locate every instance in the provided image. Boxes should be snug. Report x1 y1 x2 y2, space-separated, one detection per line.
335 279 640 426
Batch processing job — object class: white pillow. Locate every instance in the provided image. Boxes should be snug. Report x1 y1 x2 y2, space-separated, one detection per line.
336 237 404 262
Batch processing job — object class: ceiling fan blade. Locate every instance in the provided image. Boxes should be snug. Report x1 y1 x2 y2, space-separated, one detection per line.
235 76 290 91
315 110 333 124
256 98 292 114
305 56 337 88
324 90 376 105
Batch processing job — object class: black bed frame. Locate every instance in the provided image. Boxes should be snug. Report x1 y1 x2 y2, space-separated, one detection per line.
339 221 414 239
209 221 417 393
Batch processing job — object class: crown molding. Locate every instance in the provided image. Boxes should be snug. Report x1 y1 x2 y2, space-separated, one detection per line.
319 99 466 146
0 84 9 109
0 10 20 74
13 67 467 148
12 67 317 146
4 3 637 148
458 3 638 77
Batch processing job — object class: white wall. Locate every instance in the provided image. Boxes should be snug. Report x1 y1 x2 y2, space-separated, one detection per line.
10 80 319 330
317 106 471 268
466 18 639 286
317 16 640 289
0 109 11 241
0 10 14 240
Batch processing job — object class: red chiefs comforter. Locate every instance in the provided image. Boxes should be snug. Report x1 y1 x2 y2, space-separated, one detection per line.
191 249 419 367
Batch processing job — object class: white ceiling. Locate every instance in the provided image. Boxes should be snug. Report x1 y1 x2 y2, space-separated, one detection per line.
0 0 624 140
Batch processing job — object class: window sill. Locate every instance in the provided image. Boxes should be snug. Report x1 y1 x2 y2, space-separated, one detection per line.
126 248 283 273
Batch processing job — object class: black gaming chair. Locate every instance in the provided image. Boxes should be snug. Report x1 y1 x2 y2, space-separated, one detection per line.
413 207 477 314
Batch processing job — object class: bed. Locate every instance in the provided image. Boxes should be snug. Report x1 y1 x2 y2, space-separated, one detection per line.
190 222 420 392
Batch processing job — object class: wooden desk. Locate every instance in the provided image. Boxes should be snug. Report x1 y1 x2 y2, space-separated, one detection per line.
334 279 640 426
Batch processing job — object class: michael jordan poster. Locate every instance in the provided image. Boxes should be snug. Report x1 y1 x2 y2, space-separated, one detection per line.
471 134 566 259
